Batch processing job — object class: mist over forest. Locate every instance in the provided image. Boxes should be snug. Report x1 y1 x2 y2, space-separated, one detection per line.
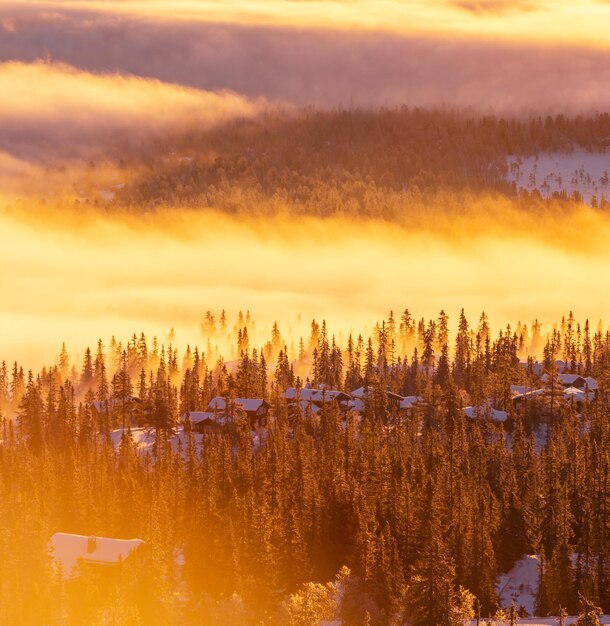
3 2 610 625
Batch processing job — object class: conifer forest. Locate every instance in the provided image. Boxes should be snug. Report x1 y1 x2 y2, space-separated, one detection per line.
3 1 610 625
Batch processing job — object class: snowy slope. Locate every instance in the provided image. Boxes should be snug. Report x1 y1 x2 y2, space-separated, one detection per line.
507 151 610 203
466 618 610 625
497 554 540 616
490 554 610 625
107 425 266 456
108 426 204 455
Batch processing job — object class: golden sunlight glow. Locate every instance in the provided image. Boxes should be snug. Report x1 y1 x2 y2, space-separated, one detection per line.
2 202 610 368
0 61 263 150
11 0 610 49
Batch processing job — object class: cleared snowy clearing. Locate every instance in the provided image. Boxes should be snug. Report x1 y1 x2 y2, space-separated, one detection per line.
108 426 203 454
466 618 610 625
107 426 266 455
508 151 610 203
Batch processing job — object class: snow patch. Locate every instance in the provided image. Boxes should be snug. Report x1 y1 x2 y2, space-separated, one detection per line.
497 554 539 617
507 151 610 203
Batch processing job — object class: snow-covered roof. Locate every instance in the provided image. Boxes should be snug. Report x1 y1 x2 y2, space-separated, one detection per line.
541 373 586 386
585 376 598 390
563 386 594 402
350 386 403 401
283 387 350 403
350 386 365 398
511 385 527 397
50 533 144 577
399 395 421 410
207 397 267 412
513 388 545 400
520 362 544 376
185 411 222 424
347 398 365 413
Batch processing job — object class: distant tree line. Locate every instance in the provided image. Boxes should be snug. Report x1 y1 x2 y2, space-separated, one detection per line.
106 108 610 214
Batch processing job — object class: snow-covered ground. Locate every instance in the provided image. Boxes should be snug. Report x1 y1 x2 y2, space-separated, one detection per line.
507 151 610 203
107 426 204 455
476 554 610 625
107 425 266 455
466 618 610 625
497 554 539 616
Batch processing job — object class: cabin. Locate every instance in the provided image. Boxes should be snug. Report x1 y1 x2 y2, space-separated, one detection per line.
512 388 545 413
350 386 404 411
207 397 270 429
584 376 598 391
563 386 595 411
283 386 352 417
512 384 595 415
183 410 224 433
399 395 423 418
49 533 144 579
541 373 588 390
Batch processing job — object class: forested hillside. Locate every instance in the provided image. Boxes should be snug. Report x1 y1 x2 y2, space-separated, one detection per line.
2 310 610 624
107 109 610 214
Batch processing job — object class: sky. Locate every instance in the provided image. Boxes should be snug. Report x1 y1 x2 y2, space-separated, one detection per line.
5 1 610 47
1 1 610 111
1 0 610 366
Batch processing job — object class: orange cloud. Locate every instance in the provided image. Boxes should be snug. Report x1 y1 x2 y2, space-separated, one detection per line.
5 0 610 48
448 0 537 16
0 61 266 170
1 7 609 113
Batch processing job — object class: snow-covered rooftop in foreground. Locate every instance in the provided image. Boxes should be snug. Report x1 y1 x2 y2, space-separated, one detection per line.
185 411 221 424
50 533 144 577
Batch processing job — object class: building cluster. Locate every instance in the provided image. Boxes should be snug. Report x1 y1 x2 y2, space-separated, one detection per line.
464 361 600 424
181 385 425 433
89 361 602 435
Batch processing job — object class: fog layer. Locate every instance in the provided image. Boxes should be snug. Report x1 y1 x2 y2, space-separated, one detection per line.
2 203 609 368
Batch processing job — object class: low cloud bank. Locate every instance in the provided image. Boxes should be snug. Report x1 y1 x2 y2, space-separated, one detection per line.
0 61 265 168
1 7 610 112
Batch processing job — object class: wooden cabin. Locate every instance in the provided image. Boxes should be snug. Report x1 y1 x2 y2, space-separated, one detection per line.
184 411 224 434
207 397 271 429
283 387 352 422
